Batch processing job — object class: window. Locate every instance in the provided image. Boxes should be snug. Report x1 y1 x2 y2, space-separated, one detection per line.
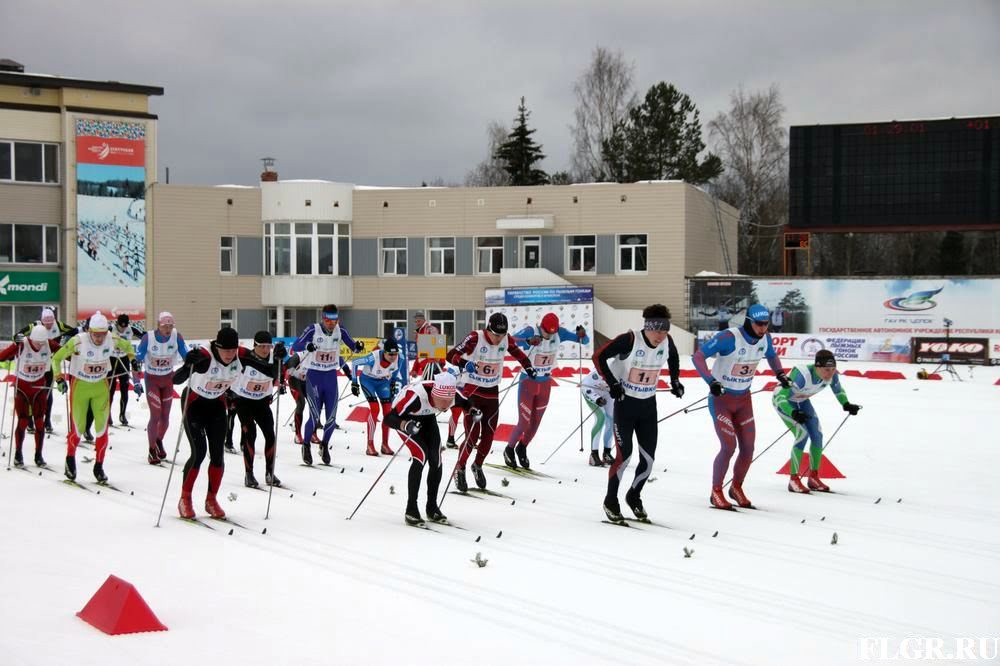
428 309 455 346
567 235 596 273
0 224 59 264
427 237 455 275
220 236 234 274
520 236 541 269
266 308 293 337
0 141 59 183
0 305 42 339
220 309 235 329
473 309 487 332
476 236 503 274
380 237 407 275
264 222 350 276
618 234 648 273
381 309 408 341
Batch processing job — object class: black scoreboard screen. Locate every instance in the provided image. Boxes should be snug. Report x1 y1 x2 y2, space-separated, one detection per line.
789 116 1000 231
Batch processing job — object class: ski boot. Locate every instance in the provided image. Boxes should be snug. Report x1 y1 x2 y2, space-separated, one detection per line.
404 505 425 527
602 448 615 465
310 432 321 445
625 488 648 521
93 462 108 484
34 451 46 468
589 450 603 467
245 471 259 489
470 463 487 489
366 443 379 457
445 435 457 449
788 474 810 494
603 499 625 524
224 442 237 455
13 449 24 468
728 482 753 509
426 505 448 524
155 438 167 460
454 467 469 493
148 449 160 465
380 443 394 455
502 446 518 469
294 433 304 445
301 443 313 466
514 443 530 469
710 485 734 510
178 493 195 519
26 424 35 434
204 494 226 519
806 470 830 492
45 423 55 435
265 471 282 487
320 443 332 466
119 414 129 427
84 430 94 443
64 456 77 481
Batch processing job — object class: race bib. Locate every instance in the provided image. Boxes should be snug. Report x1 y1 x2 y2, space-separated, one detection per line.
533 353 555 369
475 361 502 377
315 350 338 364
627 367 658 386
22 363 48 376
731 363 756 377
246 379 272 394
84 363 107 376
150 357 173 369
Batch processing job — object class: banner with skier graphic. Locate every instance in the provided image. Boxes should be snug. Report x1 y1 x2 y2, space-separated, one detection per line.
75 118 147 324
485 286 594 359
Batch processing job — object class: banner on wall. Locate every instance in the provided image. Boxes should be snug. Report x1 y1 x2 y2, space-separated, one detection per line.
910 337 991 366
75 118 147 323
485 286 594 359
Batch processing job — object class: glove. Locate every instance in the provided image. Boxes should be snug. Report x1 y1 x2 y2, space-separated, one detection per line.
14 333 24 344
527 335 542 346
709 381 724 397
843 402 862 416
575 325 586 340
130 358 141 372
273 342 287 360
185 349 202 366
133 378 144 397
525 367 538 379
341 365 353 379
464 361 477 374
351 382 360 397
776 372 791 389
306 342 317 352
792 408 810 424
468 407 483 423
595 396 607 407
353 341 365 353
278 384 287 395
56 377 68 394
402 420 422 436
608 381 625 402
670 381 685 399
390 381 401 398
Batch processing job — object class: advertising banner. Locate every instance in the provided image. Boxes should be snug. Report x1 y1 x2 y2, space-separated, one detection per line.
0 271 60 303
910 337 990 365
75 118 147 322
485 285 594 359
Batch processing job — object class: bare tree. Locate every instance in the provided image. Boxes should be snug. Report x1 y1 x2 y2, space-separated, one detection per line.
708 84 788 274
464 121 511 187
570 46 637 182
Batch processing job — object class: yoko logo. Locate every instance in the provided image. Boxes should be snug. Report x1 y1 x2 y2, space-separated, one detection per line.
884 287 943 311
0 274 49 296
919 342 984 354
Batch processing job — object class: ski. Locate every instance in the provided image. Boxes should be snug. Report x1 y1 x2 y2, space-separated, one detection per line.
178 516 216 530
95 481 124 493
602 519 638 528
406 522 440 533
483 463 552 479
448 490 484 499
626 517 670 529
209 516 248 530
61 479 93 492
470 488 513 499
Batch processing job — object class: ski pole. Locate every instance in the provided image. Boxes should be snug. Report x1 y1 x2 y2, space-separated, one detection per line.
346 430 411 520
542 409 595 465
4 355 20 468
820 414 851 454
722 429 790 489
657 395 708 424
577 345 585 452
155 382 193 528
265 358 284 520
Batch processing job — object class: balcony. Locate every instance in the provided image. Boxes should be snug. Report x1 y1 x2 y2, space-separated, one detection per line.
261 276 353 307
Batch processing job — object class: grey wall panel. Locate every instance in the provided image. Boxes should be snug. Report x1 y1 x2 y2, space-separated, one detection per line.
351 238 378 276
236 309 267 335
294 308 318 335
541 235 564 274
596 235 615 275
503 236 518 269
236 236 263 275
407 237 425 276
339 308 378 339
455 309 473 339
455 237 473 275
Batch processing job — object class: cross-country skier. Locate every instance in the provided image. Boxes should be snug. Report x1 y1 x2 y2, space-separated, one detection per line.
506 313 589 469
580 370 615 467
773 349 862 493
692 304 790 510
173 327 242 519
135 312 190 464
291 304 364 465
594 304 683 523
446 312 536 492
409 313 463 449
15 307 77 434
232 331 287 488
108 313 143 426
351 337 406 457
0 325 59 467
51 311 136 483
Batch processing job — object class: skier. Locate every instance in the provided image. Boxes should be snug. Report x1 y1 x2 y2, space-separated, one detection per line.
446 312 536 492
384 372 477 526
15 307 76 434
773 349 862 493
409 313 463 449
173 327 242 519
580 369 615 467
0 325 59 467
594 304 683 523
291 304 364 465
232 331 287 488
351 337 406 457
284 350 309 445
135 312 190 464
692 304 790 510
506 313 588 469
51 311 136 483
108 313 143 426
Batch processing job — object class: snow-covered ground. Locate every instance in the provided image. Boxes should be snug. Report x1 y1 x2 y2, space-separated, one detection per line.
1 360 998 666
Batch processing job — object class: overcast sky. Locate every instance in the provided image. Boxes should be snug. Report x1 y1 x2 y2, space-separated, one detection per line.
3 1 998 187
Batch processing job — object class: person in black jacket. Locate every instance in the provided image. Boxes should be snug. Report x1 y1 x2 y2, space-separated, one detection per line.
231 331 287 488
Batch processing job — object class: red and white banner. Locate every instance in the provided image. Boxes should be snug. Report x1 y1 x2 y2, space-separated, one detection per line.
76 135 145 167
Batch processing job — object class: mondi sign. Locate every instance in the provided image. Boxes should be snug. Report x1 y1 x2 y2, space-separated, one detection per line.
0 272 60 303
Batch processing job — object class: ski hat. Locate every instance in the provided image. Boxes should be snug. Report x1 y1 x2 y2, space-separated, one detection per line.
814 350 837 368
29 324 48 343
413 311 426 320
540 313 559 335
432 372 457 399
253 330 273 346
746 304 770 323
321 304 339 320
641 304 671 332
487 312 508 336
116 313 130 326
89 311 109 330
382 338 400 354
213 327 240 350
40 308 55 325
158 311 175 326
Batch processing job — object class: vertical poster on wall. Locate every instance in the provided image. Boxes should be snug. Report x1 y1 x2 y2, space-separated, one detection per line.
485 285 594 359
75 119 147 324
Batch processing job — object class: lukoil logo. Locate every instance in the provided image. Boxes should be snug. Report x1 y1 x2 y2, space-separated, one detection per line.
0 275 48 296
884 287 943 312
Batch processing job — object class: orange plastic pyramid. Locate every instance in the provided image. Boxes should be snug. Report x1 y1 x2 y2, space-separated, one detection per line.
775 453 845 479
77 575 168 635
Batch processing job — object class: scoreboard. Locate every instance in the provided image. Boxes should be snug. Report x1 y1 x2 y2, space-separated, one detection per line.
789 116 1000 231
